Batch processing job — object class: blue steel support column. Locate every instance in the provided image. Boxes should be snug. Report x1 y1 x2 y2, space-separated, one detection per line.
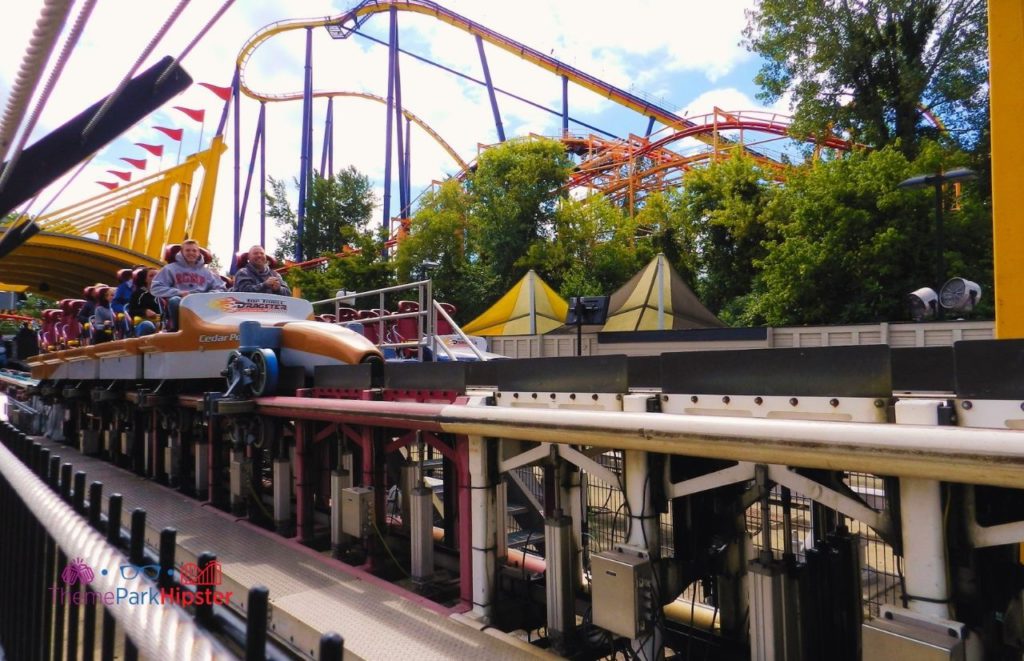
259 102 267 247
235 105 265 268
232 67 241 254
320 97 334 177
562 75 569 136
645 116 656 137
382 8 397 232
296 27 314 262
215 69 236 138
476 36 505 142
394 21 408 222
404 118 411 217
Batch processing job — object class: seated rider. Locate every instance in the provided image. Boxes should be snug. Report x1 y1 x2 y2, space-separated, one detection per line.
91 287 116 343
150 239 225 330
231 245 290 296
128 267 161 336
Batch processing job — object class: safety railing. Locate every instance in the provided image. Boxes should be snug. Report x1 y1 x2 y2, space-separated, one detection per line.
0 421 344 660
314 280 434 360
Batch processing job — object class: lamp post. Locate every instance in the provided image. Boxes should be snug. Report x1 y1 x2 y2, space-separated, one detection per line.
898 167 977 319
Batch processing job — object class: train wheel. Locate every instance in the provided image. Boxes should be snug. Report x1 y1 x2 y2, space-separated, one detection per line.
248 348 279 397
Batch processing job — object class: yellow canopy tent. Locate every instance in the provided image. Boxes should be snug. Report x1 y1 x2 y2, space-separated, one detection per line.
462 270 568 335
602 253 723 331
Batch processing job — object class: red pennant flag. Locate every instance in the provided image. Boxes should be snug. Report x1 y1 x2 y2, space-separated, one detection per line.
135 142 164 157
173 106 205 123
198 82 232 101
107 170 131 182
121 157 146 170
96 181 119 190
153 126 183 141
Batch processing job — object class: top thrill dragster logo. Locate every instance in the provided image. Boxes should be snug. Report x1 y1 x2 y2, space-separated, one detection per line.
210 297 288 314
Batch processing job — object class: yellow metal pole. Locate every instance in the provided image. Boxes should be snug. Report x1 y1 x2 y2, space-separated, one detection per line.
131 207 150 254
187 136 227 248
989 0 1024 338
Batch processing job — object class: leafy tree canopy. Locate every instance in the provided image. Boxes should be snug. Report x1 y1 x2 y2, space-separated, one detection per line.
268 167 376 262
468 137 574 292
746 141 991 325
744 0 988 155
675 154 779 323
284 228 394 306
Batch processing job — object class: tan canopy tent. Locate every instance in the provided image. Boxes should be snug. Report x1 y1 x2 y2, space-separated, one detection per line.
602 253 723 331
462 270 568 335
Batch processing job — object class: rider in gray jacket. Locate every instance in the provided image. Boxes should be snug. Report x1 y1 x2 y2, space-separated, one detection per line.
231 245 290 296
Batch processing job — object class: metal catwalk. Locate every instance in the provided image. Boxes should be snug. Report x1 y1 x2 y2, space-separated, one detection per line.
34 438 552 660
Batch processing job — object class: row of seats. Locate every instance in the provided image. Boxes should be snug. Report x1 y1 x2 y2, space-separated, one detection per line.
314 301 457 346
38 244 281 351
38 243 457 353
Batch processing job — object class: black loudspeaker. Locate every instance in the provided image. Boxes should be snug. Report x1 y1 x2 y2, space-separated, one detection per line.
566 296 609 325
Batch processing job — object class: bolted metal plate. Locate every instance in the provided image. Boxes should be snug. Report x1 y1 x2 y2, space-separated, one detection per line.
384 361 466 393
496 355 629 393
661 345 892 397
954 339 1024 399
314 363 380 390
464 360 503 388
627 356 661 389
891 347 955 392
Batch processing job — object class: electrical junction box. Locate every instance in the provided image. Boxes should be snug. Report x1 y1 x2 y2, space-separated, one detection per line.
591 548 653 638
341 486 374 538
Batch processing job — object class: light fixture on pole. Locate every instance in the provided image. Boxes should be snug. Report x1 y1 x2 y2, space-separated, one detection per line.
898 167 977 318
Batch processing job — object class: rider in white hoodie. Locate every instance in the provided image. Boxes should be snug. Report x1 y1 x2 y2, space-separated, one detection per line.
150 240 225 330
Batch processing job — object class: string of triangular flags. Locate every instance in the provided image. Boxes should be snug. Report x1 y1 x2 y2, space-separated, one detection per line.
95 81 230 191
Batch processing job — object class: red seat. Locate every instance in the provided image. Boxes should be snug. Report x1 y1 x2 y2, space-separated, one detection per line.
394 300 420 342
357 309 389 344
234 250 278 271
39 309 62 351
316 314 337 323
436 302 457 335
60 299 86 347
336 307 357 323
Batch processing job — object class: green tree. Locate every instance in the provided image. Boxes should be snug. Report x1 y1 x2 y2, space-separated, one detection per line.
746 141 991 325
468 137 574 292
284 228 395 305
634 190 698 285
268 167 376 262
677 153 778 323
744 0 988 155
395 139 573 321
524 195 642 298
393 180 495 320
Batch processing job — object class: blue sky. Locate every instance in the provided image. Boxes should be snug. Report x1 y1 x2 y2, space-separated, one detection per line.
0 0 784 263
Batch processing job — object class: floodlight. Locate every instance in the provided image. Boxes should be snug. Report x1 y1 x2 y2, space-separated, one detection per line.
907 287 937 322
939 277 981 313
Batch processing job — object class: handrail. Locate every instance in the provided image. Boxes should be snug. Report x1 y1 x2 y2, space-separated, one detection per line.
0 441 232 659
253 397 1024 490
314 280 433 361
432 299 486 361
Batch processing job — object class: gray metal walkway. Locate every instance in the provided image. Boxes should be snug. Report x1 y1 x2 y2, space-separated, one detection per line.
37 439 552 661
